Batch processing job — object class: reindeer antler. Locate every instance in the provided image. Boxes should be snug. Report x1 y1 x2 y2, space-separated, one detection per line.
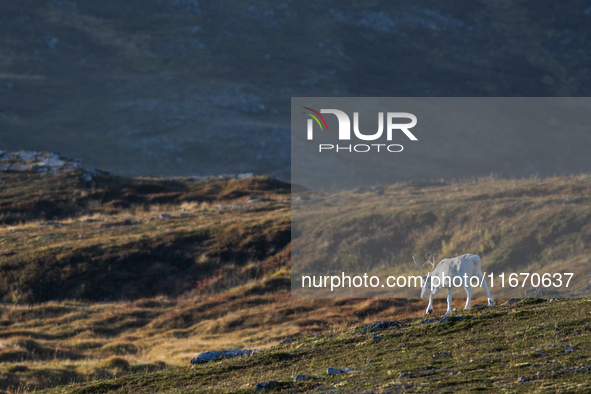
424 252 436 271
412 255 424 275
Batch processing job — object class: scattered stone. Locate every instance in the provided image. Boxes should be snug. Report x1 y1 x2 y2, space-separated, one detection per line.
424 365 436 371
361 320 402 331
17 151 37 161
294 374 312 381
247 196 262 203
280 338 296 344
420 318 439 324
81 173 94 182
432 352 451 359
536 371 544 376
471 303 485 308
190 349 260 364
327 368 341 375
255 381 278 391
40 156 65 168
398 372 406 378
374 188 384 195
518 376 527 383
190 175 209 181
0 150 96 176
439 315 465 323
373 334 382 340
565 348 575 353
180 213 191 218
158 213 172 219
294 195 311 202
502 298 520 305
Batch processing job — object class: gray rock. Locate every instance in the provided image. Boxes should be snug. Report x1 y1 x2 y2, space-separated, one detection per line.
327 367 341 375
361 320 402 331
294 374 312 381
502 298 520 305
420 318 439 324
440 315 465 323
159 213 172 219
280 338 296 344
255 381 278 391
518 376 527 382
190 349 260 364
40 156 65 168
238 172 254 179
189 175 209 181
17 151 37 161
424 365 436 371
81 173 93 182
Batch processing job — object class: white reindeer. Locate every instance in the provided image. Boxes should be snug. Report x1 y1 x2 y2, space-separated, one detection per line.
413 253 494 316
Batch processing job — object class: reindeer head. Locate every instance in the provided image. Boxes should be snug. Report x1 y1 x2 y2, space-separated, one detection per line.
413 254 436 299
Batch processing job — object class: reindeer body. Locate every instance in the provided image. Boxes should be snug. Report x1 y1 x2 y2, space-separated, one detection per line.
415 253 494 316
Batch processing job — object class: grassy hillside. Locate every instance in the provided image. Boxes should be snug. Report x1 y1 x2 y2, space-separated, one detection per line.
0 170 291 303
1 164 590 392
37 298 591 393
293 175 591 297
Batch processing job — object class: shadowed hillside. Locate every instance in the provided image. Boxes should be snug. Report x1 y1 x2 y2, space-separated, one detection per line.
2 1 591 179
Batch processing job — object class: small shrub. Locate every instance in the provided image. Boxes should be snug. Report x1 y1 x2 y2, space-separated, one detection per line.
100 343 139 355
99 357 130 372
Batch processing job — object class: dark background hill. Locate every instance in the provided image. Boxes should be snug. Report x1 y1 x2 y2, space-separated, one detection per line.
1 1 591 181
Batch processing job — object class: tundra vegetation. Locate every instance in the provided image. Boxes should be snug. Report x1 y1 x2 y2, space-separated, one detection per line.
0 168 590 392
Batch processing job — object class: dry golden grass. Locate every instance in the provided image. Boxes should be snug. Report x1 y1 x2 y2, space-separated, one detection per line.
1 171 590 392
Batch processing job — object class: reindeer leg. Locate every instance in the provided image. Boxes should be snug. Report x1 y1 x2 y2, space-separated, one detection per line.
445 288 453 315
481 278 494 306
426 293 434 315
464 286 472 309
